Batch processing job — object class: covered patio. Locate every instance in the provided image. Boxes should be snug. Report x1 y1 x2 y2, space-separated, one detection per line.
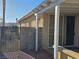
33 0 79 59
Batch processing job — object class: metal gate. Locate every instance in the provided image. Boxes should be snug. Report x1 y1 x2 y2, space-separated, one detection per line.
0 26 20 52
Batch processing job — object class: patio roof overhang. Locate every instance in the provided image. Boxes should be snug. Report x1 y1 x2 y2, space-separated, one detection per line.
34 1 79 59
34 0 65 14
18 0 79 23
17 0 64 23
33 0 65 59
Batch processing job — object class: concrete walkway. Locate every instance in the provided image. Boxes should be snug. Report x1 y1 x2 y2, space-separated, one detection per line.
3 51 35 59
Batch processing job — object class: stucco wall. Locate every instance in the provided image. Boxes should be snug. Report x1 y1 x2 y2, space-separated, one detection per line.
74 15 79 47
42 14 79 48
42 13 49 49
60 15 79 47
18 12 79 50
19 15 44 28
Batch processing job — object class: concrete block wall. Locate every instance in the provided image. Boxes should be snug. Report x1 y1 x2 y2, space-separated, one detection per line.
20 27 35 50
20 27 43 51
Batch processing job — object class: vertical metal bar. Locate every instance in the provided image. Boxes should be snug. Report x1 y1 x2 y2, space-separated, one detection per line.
1 0 6 40
2 0 6 30
35 13 38 52
54 5 60 59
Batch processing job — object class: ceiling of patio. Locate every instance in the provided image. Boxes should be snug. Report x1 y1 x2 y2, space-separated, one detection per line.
60 2 79 14
45 0 79 14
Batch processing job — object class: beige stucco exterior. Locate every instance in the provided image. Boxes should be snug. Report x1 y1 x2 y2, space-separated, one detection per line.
46 14 79 48
18 15 44 28
17 0 79 50
74 15 79 47
17 13 79 49
17 13 50 49
42 13 49 49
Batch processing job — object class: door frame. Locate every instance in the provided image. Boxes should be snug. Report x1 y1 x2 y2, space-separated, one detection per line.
63 15 76 47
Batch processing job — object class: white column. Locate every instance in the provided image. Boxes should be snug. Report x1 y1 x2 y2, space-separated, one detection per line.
35 13 38 52
54 5 60 59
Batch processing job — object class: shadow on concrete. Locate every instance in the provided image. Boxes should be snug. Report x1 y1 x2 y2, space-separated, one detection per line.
22 49 54 59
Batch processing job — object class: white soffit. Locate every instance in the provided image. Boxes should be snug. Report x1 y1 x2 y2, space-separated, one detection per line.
33 0 65 14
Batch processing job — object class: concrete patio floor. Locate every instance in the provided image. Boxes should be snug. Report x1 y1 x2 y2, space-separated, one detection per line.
0 53 7 59
22 49 53 59
0 50 53 59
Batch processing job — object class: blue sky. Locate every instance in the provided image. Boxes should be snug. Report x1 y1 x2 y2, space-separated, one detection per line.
0 0 44 23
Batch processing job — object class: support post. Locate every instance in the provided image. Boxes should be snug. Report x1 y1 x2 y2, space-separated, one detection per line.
54 5 60 59
35 13 38 52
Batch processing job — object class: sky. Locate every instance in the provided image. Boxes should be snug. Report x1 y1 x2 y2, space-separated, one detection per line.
0 0 44 23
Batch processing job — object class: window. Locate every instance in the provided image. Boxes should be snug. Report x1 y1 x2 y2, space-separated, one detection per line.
49 15 63 47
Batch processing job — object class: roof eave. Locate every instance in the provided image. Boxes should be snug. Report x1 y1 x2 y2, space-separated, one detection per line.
17 0 59 23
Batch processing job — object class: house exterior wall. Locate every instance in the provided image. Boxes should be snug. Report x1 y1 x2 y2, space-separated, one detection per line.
18 13 53 50
60 14 79 47
17 12 79 50
19 15 44 28
42 13 49 49
17 13 51 50
42 13 79 49
17 14 44 50
74 15 79 47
